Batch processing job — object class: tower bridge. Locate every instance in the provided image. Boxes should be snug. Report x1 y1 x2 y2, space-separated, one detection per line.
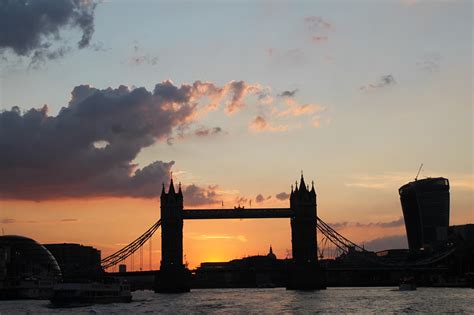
101 174 460 292
157 174 323 292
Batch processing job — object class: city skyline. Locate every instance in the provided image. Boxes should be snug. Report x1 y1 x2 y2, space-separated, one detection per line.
0 0 472 269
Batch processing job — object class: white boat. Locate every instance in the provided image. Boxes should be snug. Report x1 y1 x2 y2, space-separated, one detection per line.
50 278 132 307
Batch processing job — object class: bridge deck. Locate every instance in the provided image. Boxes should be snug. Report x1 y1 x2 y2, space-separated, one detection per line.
183 208 293 219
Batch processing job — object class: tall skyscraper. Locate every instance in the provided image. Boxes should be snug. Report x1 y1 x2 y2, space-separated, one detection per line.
399 177 450 250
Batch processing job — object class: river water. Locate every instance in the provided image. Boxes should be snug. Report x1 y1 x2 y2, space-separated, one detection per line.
1 287 473 314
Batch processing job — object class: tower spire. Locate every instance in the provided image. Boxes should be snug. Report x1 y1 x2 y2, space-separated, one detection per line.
168 172 175 194
161 182 165 197
299 171 306 191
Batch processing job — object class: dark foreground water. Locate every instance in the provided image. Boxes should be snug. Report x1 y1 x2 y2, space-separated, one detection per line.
1 287 473 314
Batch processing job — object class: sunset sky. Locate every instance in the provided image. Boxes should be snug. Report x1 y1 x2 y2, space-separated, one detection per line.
0 0 472 269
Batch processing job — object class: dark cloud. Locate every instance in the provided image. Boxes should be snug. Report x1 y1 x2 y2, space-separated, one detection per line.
255 194 272 203
0 81 206 200
275 192 290 201
380 75 396 86
360 74 396 91
278 89 299 98
183 184 219 206
363 235 408 252
194 126 223 137
0 0 97 62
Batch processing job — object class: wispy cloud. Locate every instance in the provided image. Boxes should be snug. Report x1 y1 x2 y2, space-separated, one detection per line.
304 16 332 32
416 53 442 73
194 126 224 137
328 217 405 230
1 218 78 224
188 234 248 242
304 16 333 44
360 74 396 91
249 115 288 132
345 173 474 191
127 43 159 66
311 36 328 43
278 89 299 98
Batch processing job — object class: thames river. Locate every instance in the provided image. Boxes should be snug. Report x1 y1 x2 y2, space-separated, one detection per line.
1 287 473 314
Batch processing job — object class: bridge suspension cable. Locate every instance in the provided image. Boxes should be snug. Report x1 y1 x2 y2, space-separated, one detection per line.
101 219 162 270
315 216 457 267
316 216 366 254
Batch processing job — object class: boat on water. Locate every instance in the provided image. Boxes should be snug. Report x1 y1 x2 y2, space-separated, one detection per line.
399 276 416 291
50 278 131 307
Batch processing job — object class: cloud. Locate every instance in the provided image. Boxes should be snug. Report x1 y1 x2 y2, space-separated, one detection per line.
0 0 97 63
224 81 262 114
235 196 248 205
304 16 332 31
312 116 321 128
183 184 220 206
255 194 272 203
277 99 326 117
194 126 223 137
363 235 408 252
345 173 416 190
304 16 332 44
360 75 396 91
275 192 290 201
60 218 78 222
311 36 328 43
416 53 442 73
0 80 263 200
188 234 247 242
249 115 288 132
450 177 474 191
128 44 159 66
278 89 299 98
1 218 16 224
327 217 405 230
3 218 81 224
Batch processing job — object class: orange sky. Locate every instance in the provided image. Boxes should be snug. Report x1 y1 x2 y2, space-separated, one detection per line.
2 184 470 270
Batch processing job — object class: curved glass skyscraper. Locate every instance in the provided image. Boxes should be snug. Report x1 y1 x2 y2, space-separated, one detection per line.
399 177 450 250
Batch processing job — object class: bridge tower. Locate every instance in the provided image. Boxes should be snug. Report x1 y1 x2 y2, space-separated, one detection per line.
287 174 326 290
154 178 190 293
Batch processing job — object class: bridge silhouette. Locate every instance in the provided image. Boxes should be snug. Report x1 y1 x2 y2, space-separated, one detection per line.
101 174 456 292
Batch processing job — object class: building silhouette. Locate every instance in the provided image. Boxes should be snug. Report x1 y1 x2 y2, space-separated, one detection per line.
0 235 61 299
399 177 450 250
44 243 101 279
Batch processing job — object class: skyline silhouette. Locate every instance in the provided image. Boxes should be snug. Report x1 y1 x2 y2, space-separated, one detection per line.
0 0 472 271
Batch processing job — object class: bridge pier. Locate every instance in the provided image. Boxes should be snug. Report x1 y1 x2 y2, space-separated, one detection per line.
287 175 326 290
155 179 190 293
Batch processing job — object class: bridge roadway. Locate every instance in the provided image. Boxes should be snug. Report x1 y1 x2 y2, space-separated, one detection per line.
183 208 293 220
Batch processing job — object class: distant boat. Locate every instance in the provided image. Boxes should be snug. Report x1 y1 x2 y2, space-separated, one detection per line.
50 278 132 307
399 276 416 291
